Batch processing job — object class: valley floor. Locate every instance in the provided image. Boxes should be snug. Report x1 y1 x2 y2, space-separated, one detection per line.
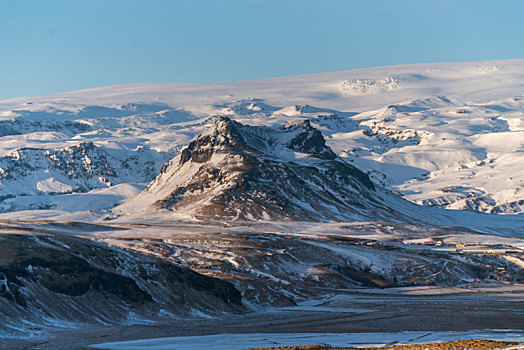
0 220 522 349
4 286 523 349
93 336 524 350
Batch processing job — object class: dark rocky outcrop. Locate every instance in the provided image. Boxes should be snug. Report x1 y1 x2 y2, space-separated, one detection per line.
282 119 336 160
0 233 242 329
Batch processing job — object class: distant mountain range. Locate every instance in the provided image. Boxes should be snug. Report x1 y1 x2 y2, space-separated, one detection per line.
0 59 523 220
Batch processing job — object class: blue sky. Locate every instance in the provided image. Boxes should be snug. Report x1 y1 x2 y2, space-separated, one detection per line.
1 0 523 99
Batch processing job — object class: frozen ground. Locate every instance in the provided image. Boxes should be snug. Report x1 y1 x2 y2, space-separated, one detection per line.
4 281 523 349
0 219 522 349
91 330 524 350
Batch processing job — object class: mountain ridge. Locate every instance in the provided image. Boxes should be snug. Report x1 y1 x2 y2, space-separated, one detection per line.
116 116 410 222
0 60 522 219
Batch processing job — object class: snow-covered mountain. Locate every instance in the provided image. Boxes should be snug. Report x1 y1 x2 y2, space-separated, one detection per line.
348 95 524 214
0 59 523 217
0 142 165 212
1 60 524 345
116 116 409 222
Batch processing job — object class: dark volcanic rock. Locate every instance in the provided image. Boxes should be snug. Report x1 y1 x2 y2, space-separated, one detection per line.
178 116 260 166
0 233 242 329
282 119 337 160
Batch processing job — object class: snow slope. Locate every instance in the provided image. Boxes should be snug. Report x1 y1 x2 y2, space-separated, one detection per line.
0 59 523 216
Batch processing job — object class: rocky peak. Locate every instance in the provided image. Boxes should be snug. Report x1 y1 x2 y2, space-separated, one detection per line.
207 116 244 145
282 119 314 130
179 116 254 165
179 116 337 167
122 118 390 222
282 119 336 160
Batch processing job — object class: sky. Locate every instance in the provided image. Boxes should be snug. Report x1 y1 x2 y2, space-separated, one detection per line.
1 0 523 99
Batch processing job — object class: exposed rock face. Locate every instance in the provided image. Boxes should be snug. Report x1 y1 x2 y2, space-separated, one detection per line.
122 117 411 222
0 142 167 211
0 232 241 330
281 119 337 160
